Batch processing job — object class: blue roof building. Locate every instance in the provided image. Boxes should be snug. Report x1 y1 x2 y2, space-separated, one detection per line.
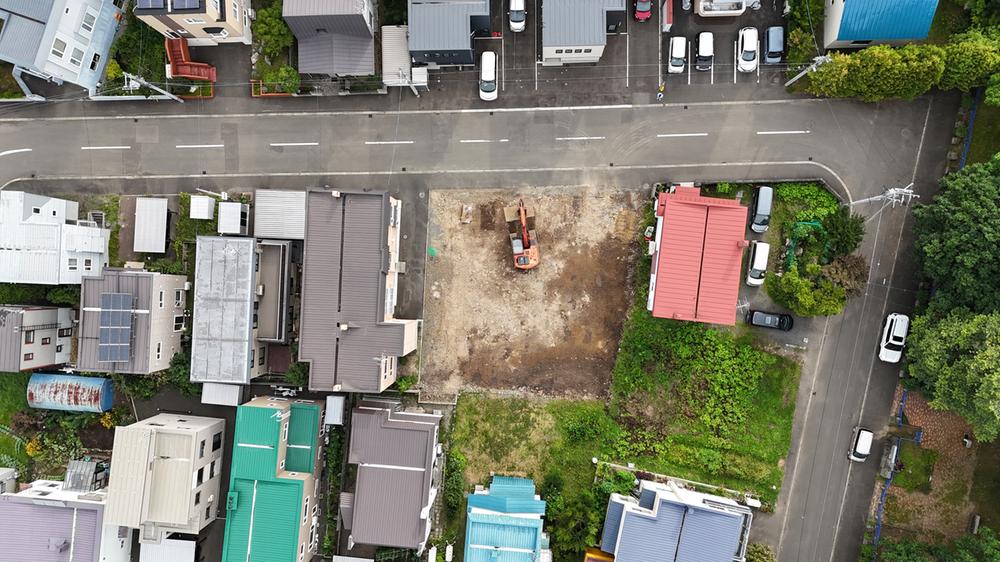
464 476 552 562
600 479 753 562
824 0 940 49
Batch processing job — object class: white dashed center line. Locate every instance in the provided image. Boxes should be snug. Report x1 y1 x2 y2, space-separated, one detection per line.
756 130 811 135
555 136 605 141
176 144 224 149
459 139 510 144
81 145 131 150
656 133 709 138
365 140 414 145
269 142 319 147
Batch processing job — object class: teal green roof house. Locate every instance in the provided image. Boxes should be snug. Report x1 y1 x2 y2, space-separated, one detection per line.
465 476 552 562
221 396 325 562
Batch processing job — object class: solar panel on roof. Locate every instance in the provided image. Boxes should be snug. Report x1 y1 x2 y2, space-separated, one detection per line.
173 0 201 9
98 293 133 363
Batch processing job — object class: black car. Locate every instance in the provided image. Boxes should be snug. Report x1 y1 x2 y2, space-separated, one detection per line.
746 309 794 331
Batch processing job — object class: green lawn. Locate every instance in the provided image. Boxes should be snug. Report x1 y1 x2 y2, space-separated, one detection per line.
0 62 24 98
971 439 1000 528
0 373 30 466
968 104 1000 166
926 0 970 44
893 441 937 493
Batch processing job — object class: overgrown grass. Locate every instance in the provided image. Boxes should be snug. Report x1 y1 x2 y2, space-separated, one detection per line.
972 439 1000 528
894 441 937 493
171 192 219 272
101 195 123 267
0 62 23 98
968 104 1000 165
0 373 30 467
926 0 971 45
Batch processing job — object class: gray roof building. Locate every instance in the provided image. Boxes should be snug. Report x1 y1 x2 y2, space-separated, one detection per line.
0 0 122 96
78 269 188 375
0 305 74 372
543 0 625 47
600 479 753 562
299 191 418 393
408 0 489 65
344 400 442 553
283 0 375 77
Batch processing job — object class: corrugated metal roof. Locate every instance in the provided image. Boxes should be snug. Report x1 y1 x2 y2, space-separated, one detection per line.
0 13 46 67
191 236 255 384
106 426 154 527
297 30 375 76
77 269 155 374
286 402 321 472
253 190 306 240
465 476 548 562
0 495 104 562
543 0 624 48
836 0 938 42
381 26 411 86
675 506 745 562
299 191 412 392
600 496 628 552
283 0 362 16
0 0 56 22
133 198 169 254
649 187 747 326
190 195 216 220
0 307 24 372
217 202 246 234
348 403 440 549
408 0 488 52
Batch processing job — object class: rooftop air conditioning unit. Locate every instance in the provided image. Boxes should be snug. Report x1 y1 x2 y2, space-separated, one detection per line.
256 285 265 296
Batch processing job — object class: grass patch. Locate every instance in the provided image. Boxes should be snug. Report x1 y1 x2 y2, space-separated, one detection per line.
967 104 1000 166
926 0 970 45
0 62 24 98
101 195 123 267
893 441 937 493
971 439 1000 528
0 373 30 467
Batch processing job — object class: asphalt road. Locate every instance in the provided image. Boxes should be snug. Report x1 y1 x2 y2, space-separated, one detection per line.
0 92 959 562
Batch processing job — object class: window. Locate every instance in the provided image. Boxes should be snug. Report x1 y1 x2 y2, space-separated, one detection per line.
51 38 67 58
32 207 40 214
83 258 92 271
81 11 97 34
41 337 51 345
303 497 309 523
212 431 222 451
199 440 206 458
206 506 211 520
315 28 327 33
177 29 190 34
197 467 204 485
555 49 563 54
212 0 220 11
156 342 162 360
213 28 229 39
279 459 285 470
69 47 83 66
209 460 216 478
173 315 185 332
584 48 593 53
23 353 33 361
68 258 78 271
24 331 34 344
195 491 201 505
159 291 164 308
58 328 72 337
175 290 183 307
232 2 239 20
183 18 206 24
299 544 305 560
259 346 266 364
574 49 583 53
89 53 100 71
282 422 288 442
56 345 63 352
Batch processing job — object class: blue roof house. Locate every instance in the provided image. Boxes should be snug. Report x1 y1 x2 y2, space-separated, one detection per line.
465 476 552 562
600 479 753 562
824 0 940 49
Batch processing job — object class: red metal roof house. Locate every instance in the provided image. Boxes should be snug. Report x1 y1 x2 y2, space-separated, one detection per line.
647 184 749 325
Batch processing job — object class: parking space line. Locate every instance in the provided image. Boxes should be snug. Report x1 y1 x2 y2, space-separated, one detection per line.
711 57 715 85
81 145 131 150
626 32 630 88
534 0 539 90
555 136 605 141
365 140 415 145
656 3 662 86
687 41 692 85
757 40 761 84
733 40 738 84
656 133 709 138
756 130 811 135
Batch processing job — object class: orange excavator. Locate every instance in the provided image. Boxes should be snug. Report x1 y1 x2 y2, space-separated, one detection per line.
503 199 540 270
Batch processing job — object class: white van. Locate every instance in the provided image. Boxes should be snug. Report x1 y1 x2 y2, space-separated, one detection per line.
746 241 769 287
849 426 874 462
695 32 714 71
479 51 498 101
750 185 773 233
509 0 526 32
667 36 686 74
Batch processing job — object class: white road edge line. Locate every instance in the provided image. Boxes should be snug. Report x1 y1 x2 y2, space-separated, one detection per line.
0 148 32 157
364 140 415 145
269 142 319 147
756 130 811 135
81 145 131 150
555 136 605 141
176 144 224 149
656 133 709 138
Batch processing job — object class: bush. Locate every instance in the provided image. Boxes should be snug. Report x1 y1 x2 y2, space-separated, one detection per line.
111 9 166 82
0 284 48 305
938 30 1000 91
765 266 847 317
394 374 417 392
110 372 161 401
252 4 294 59
284 362 309 387
44 286 80 307
821 254 869 297
746 543 778 562
774 182 840 222
807 45 946 102
164 351 200 397
105 58 123 82
260 64 301 94
987 73 1000 107
443 449 467 516
822 206 865 258
547 490 602 561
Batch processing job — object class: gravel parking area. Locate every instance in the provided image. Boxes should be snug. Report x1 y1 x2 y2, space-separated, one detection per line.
419 187 646 401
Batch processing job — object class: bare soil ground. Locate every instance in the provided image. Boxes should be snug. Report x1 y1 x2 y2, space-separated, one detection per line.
419 187 646 401
882 387 978 544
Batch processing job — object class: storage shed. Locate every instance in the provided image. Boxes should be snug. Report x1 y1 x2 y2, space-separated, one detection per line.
133 198 169 253
189 195 216 220
217 202 249 235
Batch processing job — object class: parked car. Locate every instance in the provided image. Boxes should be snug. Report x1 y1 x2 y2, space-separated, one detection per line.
878 313 910 363
746 241 769 287
695 32 714 71
479 51 498 101
509 0 526 32
764 26 784 64
746 309 793 331
750 185 773 233
668 36 686 74
634 0 652 21
848 426 874 462
737 27 759 73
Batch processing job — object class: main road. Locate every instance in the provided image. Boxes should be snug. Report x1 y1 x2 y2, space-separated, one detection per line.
0 94 958 562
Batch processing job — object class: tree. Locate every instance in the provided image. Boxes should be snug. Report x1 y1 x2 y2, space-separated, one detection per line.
45 286 80 307
164 351 200 397
765 265 847 317
907 310 1000 441
548 490 602 561
878 538 935 562
821 254 869 296
0 284 48 305
746 543 778 562
252 4 294 60
945 527 1000 561
939 31 1000 91
986 73 1000 108
284 362 309 387
260 64 301 94
913 156 1000 314
822 206 865 258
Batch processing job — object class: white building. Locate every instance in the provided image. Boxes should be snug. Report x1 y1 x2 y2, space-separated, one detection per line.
694 0 746 17
0 191 109 285
0 306 74 372
105 414 226 544
541 0 625 66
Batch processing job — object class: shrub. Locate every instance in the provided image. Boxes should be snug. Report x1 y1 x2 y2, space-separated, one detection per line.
105 58 123 82
807 45 946 101
443 450 467 516
260 64 301 94
45 286 80 307
164 351 200 397
822 206 865 258
765 266 847 317
938 31 1000 91
821 254 870 297
394 374 417 392
746 543 778 562
774 182 840 222
252 4 294 59
987 73 1000 107
0 284 48 305
285 362 309 387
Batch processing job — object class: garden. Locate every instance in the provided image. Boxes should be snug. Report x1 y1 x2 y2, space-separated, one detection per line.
251 0 301 95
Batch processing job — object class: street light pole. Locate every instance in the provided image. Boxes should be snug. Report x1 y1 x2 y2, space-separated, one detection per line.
850 183 919 207
784 55 831 88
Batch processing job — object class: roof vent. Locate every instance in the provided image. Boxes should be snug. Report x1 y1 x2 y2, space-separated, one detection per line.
48 538 69 552
339 323 349 332
331 191 342 198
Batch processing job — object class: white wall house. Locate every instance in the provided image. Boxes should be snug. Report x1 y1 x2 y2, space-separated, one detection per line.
0 306 75 372
541 0 625 66
0 191 109 285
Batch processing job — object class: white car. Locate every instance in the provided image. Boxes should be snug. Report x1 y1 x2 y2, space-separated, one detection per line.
878 313 910 363
667 36 686 74
737 27 759 73
509 0 526 32
479 51 498 102
848 426 874 462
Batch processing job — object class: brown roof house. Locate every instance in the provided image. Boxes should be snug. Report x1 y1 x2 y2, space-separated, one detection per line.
299 190 418 393
342 399 442 554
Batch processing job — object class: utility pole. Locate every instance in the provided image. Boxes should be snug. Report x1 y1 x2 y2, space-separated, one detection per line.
850 183 919 207
784 55 831 88
123 72 184 103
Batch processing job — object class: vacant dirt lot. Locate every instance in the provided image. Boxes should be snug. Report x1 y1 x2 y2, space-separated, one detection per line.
420 187 645 401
